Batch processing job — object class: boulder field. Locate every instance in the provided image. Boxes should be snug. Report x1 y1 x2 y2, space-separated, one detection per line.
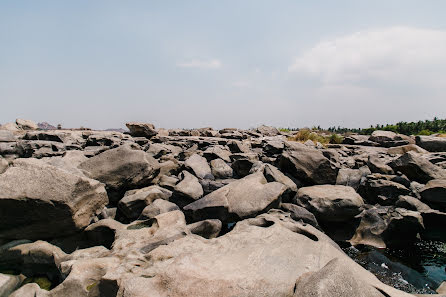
1 120 446 296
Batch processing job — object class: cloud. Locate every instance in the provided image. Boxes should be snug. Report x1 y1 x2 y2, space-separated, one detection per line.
289 27 446 86
177 59 222 69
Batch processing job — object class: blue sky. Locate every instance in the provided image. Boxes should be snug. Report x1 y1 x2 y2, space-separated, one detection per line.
1 1 446 129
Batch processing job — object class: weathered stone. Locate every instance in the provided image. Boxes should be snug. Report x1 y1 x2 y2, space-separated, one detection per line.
210 158 233 179
278 146 338 185
359 175 411 205
368 155 394 174
395 195 431 212
0 159 108 239
78 144 159 202
118 186 172 220
203 145 231 162
187 219 222 239
416 135 446 152
336 166 371 190
256 125 280 136
0 130 16 142
184 153 214 180
173 171 203 202
420 179 446 211
389 151 446 183
184 172 286 222
280 203 320 229
0 273 25 297
138 199 180 220
295 185 364 222
16 118 38 130
125 122 157 138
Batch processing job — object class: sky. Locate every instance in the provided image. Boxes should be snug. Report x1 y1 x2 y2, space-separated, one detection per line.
1 1 446 130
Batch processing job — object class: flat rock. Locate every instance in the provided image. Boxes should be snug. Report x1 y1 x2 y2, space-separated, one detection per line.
184 153 214 180
126 122 157 138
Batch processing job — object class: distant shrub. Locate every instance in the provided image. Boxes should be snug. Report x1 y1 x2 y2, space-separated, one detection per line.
288 129 342 145
279 128 290 132
329 134 344 144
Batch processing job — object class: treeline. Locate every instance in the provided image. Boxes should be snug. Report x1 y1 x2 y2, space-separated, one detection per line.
280 118 446 136
326 117 446 135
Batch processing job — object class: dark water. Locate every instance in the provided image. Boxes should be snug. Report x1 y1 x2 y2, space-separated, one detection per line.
343 240 446 294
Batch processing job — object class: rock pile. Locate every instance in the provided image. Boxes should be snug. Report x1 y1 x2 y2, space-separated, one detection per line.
1 120 445 296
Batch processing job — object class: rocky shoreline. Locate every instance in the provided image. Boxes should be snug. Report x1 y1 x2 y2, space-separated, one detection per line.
0 119 446 296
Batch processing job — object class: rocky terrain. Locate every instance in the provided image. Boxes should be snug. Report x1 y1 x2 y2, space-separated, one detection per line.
0 119 446 296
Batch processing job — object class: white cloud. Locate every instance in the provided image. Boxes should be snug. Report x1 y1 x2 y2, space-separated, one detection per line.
289 27 446 86
177 59 222 69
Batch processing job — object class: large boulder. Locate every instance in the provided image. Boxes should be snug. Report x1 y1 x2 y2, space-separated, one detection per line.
295 185 364 222
0 273 25 297
278 145 339 185
0 130 16 142
420 179 446 211
125 122 157 138
389 151 446 183
78 144 159 202
350 206 424 248
256 125 280 136
115 212 412 297
369 130 412 147
210 158 233 179
358 174 411 205
184 172 286 222
15 118 38 130
184 153 214 180
0 159 108 240
172 170 204 205
416 135 446 152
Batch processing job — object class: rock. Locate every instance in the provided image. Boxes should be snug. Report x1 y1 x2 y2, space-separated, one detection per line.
368 155 394 174
263 163 298 202
0 159 108 239
387 144 428 155
78 144 159 202
295 185 364 222
416 135 446 152
41 151 88 177
203 146 231 162
187 219 222 238
184 153 214 180
125 122 157 138
389 151 446 183
0 273 25 297
16 118 38 130
84 219 124 249
0 157 8 174
278 146 338 185
0 130 16 142
158 175 179 189
138 199 180 220
210 158 233 179
0 240 66 278
420 179 446 211
336 167 371 190
8 283 48 297
231 157 256 177
351 206 424 248
0 122 20 131
116 211 412 297
173 171 203 203
184 172 286 223
227 140 251 153
280 203 320 229
358 175 411 205
369 130 411 147
437 281 446 294
118 186 172 220
293 258 388 297
256 125 280 136
395 195 431 212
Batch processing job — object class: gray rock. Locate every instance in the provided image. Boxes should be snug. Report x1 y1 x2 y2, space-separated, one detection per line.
16 118 38 130
280 203 320 229
126 122 157 138
395 195 431 212
139 199 180 220
389 151 446 183
263 163 297 202
0 159 108 240
173 171 203 201
0 157 8 174
203 145 231 162
295 185 364 222
210 158 233 179
187 219 222 238
78 144 159 202
368 155 394 174
387 144 428 155
416 135 446 152
184 153 214 180
351 206 424 248
0 130 16 142
278 145 338 185
118 186 172 220
359 175 411 205
0 273 25 297
184 172 286 222
336 166 371 190
256 125 280 136
420 179 446 211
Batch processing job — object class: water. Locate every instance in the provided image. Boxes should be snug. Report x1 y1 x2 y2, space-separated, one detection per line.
343 240 446 294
